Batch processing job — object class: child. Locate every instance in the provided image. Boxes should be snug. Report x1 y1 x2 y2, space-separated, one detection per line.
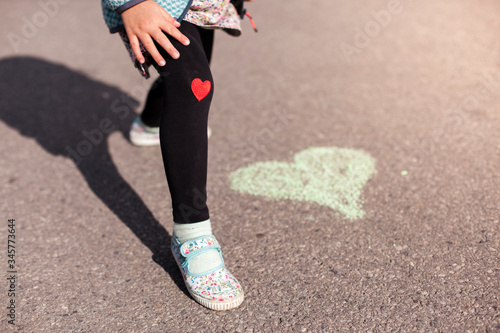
101 0 254 310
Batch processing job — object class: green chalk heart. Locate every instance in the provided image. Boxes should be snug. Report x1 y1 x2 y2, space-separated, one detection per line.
230 147 377 219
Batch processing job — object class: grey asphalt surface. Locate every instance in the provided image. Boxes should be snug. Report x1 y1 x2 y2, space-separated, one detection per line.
1 0 499 332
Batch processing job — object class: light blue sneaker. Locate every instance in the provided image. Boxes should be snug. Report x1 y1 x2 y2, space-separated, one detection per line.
171 234 245 310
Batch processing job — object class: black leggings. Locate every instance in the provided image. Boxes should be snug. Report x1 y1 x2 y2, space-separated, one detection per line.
141 22 214 224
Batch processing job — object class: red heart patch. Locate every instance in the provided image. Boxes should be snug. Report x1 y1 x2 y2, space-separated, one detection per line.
191 78 211 101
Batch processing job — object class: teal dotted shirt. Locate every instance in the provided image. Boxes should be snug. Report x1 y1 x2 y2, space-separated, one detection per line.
102 0 193 33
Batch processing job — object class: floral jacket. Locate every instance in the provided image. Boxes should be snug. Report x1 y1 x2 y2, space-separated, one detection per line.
102 0 193 33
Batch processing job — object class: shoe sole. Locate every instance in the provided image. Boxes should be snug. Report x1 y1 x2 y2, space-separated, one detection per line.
190 290 244 311
130 135 160 147
171 247 244 311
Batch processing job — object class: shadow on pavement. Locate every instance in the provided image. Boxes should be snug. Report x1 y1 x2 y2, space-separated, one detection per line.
0 56 188 297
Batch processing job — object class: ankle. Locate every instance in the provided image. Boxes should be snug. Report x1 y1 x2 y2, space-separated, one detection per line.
173 219 212 243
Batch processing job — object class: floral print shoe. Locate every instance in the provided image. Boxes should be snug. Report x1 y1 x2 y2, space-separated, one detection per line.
171 234 244 310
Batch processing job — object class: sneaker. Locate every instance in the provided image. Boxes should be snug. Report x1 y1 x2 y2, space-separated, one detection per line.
129 116 160 147
129 116 212 147
171 234 245 310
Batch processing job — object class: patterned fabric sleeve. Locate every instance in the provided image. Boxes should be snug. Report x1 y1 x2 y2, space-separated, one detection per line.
102 0 133 11
115 0 149 14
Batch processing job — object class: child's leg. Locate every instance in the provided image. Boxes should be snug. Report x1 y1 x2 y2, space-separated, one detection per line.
140 77 164 128
140 27 214 129
153 23 243 310
154 22 214 223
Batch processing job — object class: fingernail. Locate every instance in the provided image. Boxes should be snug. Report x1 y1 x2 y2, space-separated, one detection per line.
184 39 190 46
159 60 166 66
173 52 180 59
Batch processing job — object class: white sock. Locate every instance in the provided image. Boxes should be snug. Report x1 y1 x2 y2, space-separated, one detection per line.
173 219 213 243
173 219 223 275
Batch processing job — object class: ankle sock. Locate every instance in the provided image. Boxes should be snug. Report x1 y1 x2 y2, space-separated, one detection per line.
173 219 223 275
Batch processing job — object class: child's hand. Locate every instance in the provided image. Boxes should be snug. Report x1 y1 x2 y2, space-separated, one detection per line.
121 0 190 66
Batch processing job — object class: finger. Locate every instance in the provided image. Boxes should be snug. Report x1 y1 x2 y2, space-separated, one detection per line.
165 15 181 27
127 33 146 64
160 8 181 27
139 34 167 66
160 22 190 47
152 30 181 60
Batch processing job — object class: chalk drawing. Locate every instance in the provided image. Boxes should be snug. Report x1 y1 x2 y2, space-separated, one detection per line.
230 147 377 219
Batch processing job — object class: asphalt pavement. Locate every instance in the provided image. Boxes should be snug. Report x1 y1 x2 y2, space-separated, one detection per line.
0 0 499 332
